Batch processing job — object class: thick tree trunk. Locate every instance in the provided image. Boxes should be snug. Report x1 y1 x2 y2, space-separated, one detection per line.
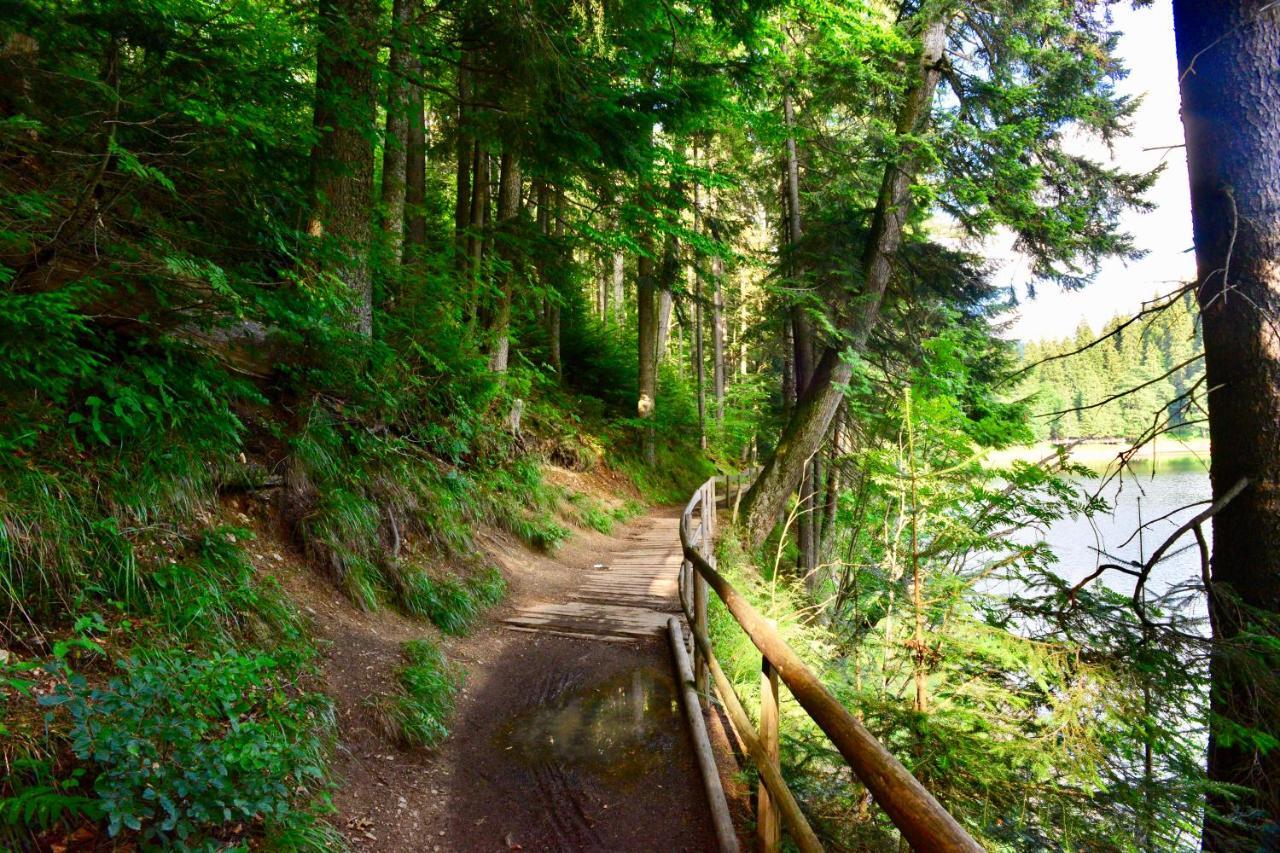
379 0 412 263
1172 3 1280 846
637 247 658 465
740 17 947 547
487 150 520 372
307 0 378 337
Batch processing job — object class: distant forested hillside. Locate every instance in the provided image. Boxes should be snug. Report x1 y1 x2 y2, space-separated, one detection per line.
1019 291 1205 441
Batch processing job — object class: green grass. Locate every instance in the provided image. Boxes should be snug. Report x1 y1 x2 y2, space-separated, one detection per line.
369 639 460 749
566 492 646 534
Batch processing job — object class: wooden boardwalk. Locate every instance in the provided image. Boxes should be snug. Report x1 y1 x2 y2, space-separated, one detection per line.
503 515 683 641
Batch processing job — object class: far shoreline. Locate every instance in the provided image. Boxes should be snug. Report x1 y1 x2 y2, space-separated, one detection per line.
986 437 1211 471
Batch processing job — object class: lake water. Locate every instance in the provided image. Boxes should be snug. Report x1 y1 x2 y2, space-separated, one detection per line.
1036 457 1212 618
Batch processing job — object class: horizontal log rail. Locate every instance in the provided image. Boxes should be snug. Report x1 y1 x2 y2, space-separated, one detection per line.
678 475 981 853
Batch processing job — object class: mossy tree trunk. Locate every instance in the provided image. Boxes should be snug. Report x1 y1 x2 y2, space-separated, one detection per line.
307 0 379 337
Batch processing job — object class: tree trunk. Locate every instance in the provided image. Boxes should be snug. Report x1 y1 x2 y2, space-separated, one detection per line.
712 243 726 423
468 145 488 281
781 318 796 408
379 0 412 264
453 53 471 267
612 249 625 324
487 149 519 372
403 29 426 258
821 408 847 549
656 286 675 359
637 246 658 465
784 90 820 584
307 0 378 337
546 187 564 374
740 17 948 548
1172 3 1280 846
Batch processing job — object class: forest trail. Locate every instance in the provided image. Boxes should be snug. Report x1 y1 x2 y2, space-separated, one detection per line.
503 515 682 639
322 508 745 852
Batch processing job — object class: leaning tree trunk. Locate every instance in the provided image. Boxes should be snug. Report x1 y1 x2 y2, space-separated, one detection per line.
740 16 947 548
1172 3 1280 846
308 0 379 337
379 0 413 264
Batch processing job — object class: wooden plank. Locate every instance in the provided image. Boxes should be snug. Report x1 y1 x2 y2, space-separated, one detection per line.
668 617 740 853
758 656 781 852
680 514 982 852
681 604 823 853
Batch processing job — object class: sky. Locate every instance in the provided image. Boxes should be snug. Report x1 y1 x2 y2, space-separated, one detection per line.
992 2 1196 343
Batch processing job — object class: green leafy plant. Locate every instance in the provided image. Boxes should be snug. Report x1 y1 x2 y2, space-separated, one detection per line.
40 652 334 847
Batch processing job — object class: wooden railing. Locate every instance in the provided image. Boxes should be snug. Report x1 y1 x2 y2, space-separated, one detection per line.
677 476 982 853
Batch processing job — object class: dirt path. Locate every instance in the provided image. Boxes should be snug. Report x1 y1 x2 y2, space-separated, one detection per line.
318 509 747 852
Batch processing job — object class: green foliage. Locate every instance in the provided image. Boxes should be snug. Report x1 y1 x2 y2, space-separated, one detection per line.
369 639 460 750
39 652 333 848
0 761 104 835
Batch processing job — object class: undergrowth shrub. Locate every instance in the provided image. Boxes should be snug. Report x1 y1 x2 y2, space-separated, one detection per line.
369 639 460 749
39 651 334 849
399 572 477 636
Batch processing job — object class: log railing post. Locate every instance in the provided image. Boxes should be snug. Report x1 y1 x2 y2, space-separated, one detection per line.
758 654 781 852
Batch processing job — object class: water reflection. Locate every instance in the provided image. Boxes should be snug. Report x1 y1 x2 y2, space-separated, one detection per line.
496 667 680 782
1037 459 1212 615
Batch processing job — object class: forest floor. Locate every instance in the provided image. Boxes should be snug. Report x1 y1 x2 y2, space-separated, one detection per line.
241 467 748 852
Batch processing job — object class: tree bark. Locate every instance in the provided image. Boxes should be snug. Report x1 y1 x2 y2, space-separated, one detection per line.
637 245 658 465
307 0 379 337
1172 3 1280 846
453 52 472 267
468 145 488 281
712 229 726 423
546 186 564 374
693 262 706 449
402 103 426 257
403 42 426 257
740 17 948 547
612 249 625 324
379 0 413 264
784 90 820 584
487 149 520 372
657 286 675 359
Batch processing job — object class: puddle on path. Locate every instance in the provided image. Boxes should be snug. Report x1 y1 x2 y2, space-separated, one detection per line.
496 667 680 783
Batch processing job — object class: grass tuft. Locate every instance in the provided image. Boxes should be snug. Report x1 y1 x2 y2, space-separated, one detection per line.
368 639 460 749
